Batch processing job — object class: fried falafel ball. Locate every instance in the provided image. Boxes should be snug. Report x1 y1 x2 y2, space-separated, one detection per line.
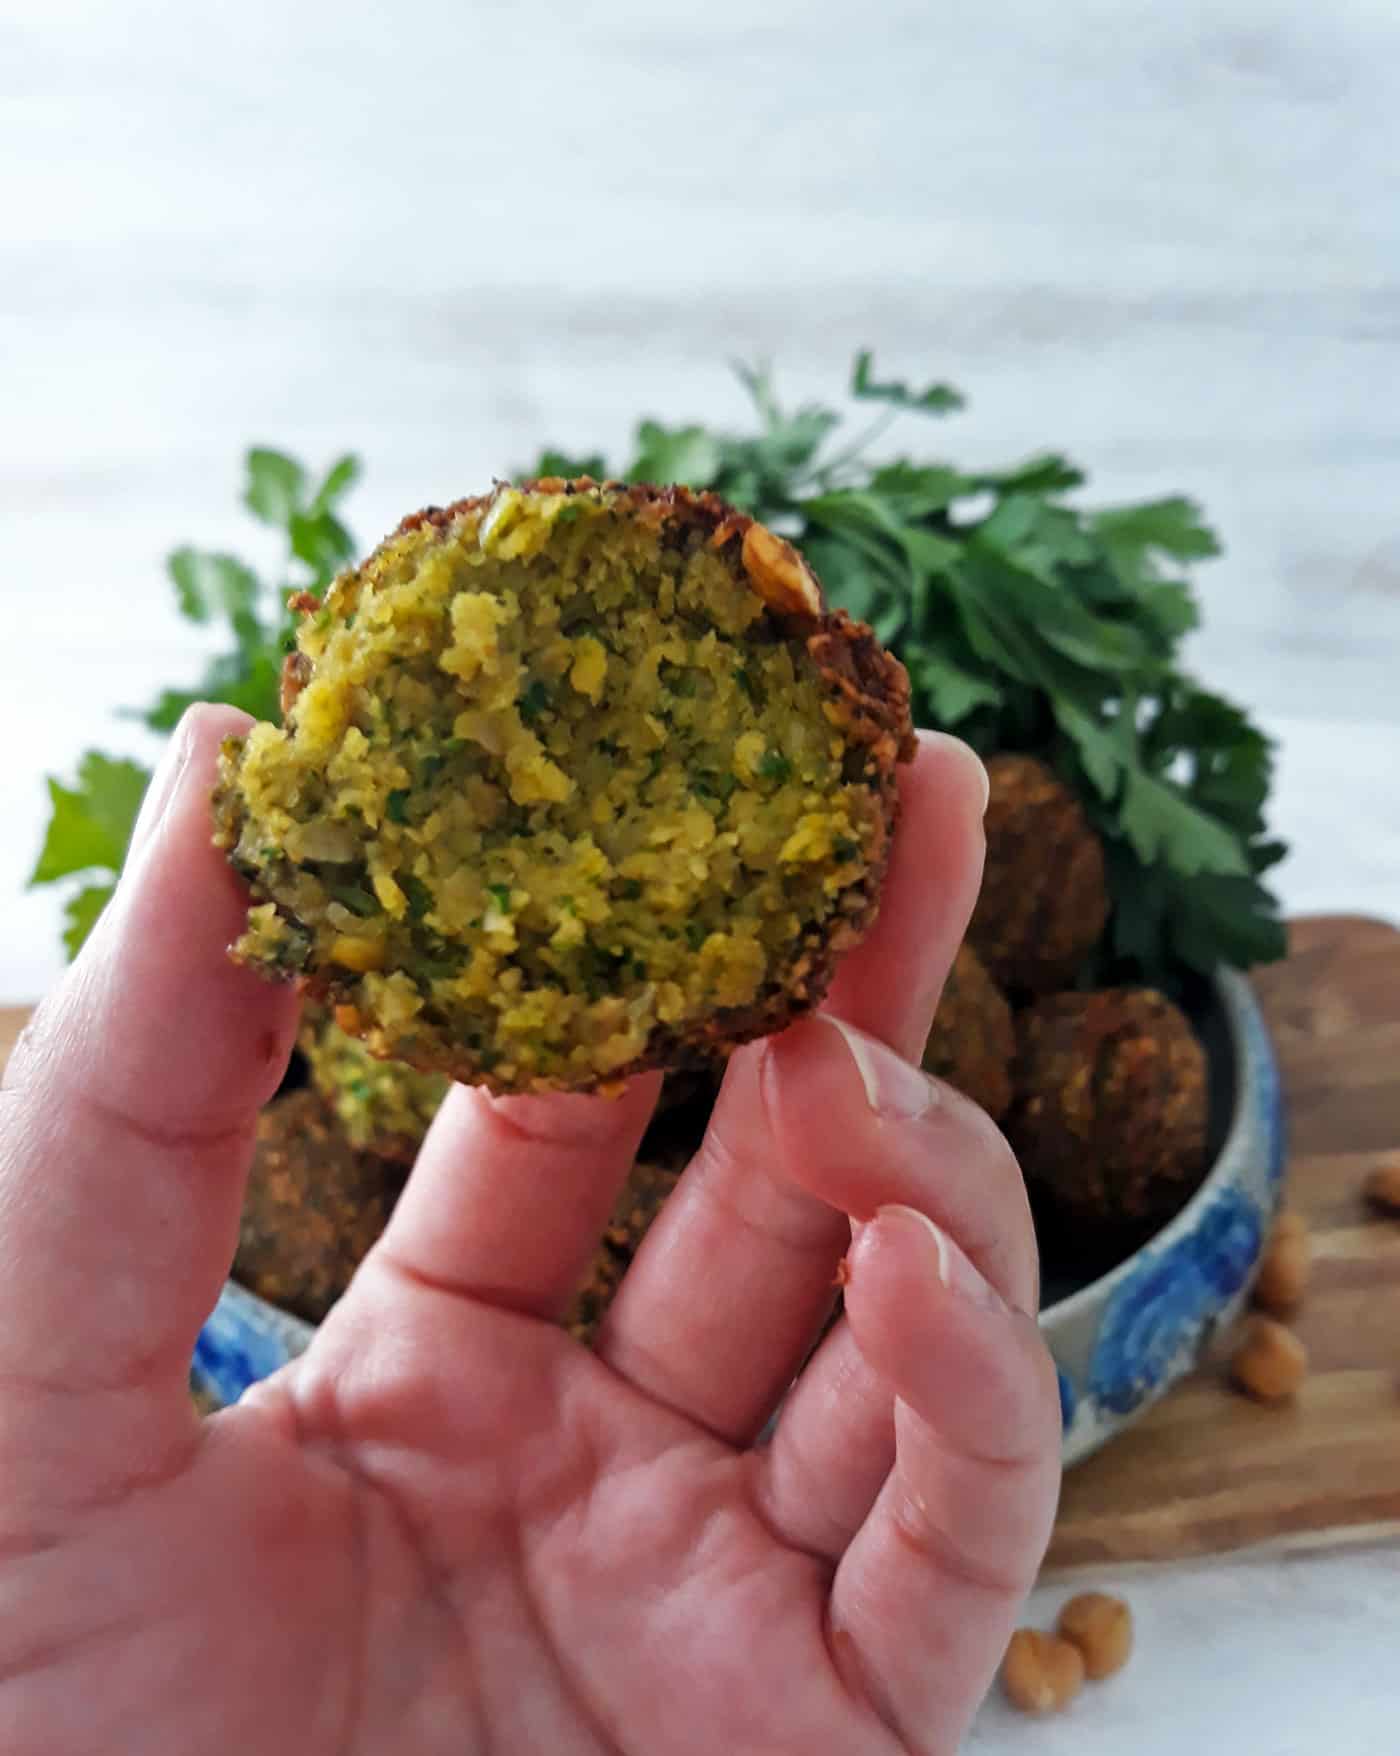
1006 988 1209 1240
213 481 914 1093
967 754 1109 995
921 942 1015 1121
566 1157 682 1343
233 1091 405 1323
299 1001 448 1163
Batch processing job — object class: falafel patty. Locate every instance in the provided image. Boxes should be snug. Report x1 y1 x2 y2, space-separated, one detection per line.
1006 987 1208 1237
968 753 1109 995
234 1090 405 1323
213 481 913 1092
921 942 1015 1121
299 1001 448 1162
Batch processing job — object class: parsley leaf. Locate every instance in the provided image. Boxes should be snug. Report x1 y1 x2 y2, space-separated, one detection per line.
30 754 150 885
244 448 308 527
62 884 117 960
33 445 362 961
850 351 965 416
29 753 152 957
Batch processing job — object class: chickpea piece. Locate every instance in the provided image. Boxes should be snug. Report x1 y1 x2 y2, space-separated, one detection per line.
1056 1591 1134 1680
1230 1316 1307 1402
1000 1629 1085 1715
1363 1158 1400 1216
1253 1214 1310 1315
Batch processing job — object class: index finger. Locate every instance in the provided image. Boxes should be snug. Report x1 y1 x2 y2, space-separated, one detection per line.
0 709 299 1497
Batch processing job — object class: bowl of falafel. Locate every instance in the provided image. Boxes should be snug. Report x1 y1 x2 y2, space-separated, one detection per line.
192 478 1284 1467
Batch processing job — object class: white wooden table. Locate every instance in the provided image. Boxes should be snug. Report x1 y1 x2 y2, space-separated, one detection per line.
4 2 1398 1748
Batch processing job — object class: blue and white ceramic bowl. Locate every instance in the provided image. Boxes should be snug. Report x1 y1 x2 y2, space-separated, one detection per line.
1040 967 1285 1466
193 968 1285 1467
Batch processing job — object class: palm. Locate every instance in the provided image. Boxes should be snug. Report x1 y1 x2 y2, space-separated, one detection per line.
1 713 1058 1756
117 1291 856 1754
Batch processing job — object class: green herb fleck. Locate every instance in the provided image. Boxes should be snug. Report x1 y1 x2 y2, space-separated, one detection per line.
487 883 512 913
386 789 409 824
327 881 378 918
757 749 792 783
519 679 553 723
401 874 434 920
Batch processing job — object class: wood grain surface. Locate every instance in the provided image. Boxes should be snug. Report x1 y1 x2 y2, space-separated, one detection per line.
3 915 1398 1573
1047 914 1400 1570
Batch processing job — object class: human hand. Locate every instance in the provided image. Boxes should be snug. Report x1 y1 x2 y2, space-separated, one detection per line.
0 707 1059 1754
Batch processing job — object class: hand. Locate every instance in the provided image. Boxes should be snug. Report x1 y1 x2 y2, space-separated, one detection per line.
0 708 1060 1755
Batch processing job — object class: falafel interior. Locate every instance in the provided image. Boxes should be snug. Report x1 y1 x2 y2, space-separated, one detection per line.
214 482 910 1091
299 1002 448 1160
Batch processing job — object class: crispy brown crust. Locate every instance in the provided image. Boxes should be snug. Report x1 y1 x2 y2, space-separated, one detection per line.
1007 988 1209 1242
233 1091 404 1322
238 480 915 1093
968 753 1108 996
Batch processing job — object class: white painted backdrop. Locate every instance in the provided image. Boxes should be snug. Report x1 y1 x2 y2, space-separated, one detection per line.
3 2 1397 1748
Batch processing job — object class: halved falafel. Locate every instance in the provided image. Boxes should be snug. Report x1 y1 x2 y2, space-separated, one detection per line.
968 754 1109 995
299 1001 448 1162
1006 987 1208 1241
213 481 914 1092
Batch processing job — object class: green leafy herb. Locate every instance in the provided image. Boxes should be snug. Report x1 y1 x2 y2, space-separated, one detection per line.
327 881 378 918
30 754 151 886
756 749 792 783
487 883 512 913
401 874 435 921
30 447 361 957
61 884 118 961
385 789 410 825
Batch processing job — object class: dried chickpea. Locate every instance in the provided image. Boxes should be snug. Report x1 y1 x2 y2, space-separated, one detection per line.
1362 1158 1400 1216
1253 1214 1310 1315
1230 1315 1307 1402
1056 1591 1134 1680
1000 1629 1085 1715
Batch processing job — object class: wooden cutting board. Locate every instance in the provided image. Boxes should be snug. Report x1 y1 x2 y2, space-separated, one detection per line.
3 915 1398 1569
1047 914 1400 1571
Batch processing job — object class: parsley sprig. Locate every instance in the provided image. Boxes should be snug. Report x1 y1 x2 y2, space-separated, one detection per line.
28 449 360 955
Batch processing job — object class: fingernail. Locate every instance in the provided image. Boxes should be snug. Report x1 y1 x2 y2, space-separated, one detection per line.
919 730 989 818
125 715 196 866
820 1014 936 1120
876 1204 1007 1311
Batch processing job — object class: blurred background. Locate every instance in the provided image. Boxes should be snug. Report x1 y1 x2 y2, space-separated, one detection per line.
4 0 1398 1000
